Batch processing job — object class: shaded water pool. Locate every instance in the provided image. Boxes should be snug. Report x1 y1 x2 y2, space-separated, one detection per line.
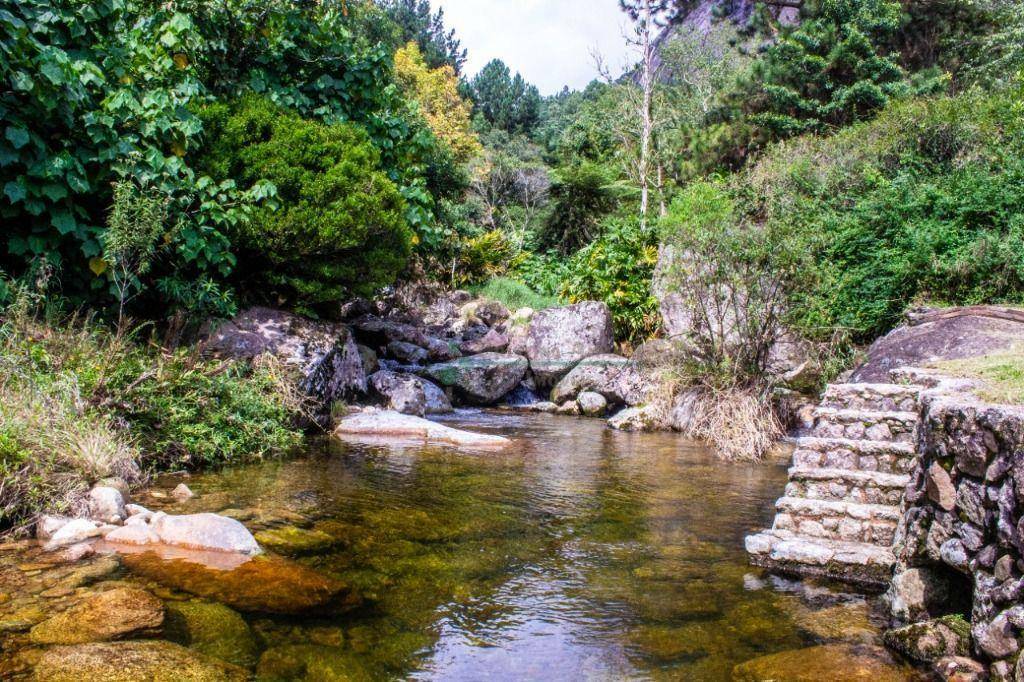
0 411 918 680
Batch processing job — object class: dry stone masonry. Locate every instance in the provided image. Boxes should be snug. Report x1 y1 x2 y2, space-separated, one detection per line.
746 381 923 586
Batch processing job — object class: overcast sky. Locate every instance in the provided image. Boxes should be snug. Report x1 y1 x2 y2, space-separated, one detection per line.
431 0 635 95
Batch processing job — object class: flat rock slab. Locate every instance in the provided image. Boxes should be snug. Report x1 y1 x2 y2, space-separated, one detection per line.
31 640 248 681
151 513 261 556
852 309 1024 382
335 410 510 448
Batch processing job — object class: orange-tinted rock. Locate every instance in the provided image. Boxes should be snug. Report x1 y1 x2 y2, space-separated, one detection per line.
29 588 164 645
120 550 358 615
31 640 248 681
733 644 914 682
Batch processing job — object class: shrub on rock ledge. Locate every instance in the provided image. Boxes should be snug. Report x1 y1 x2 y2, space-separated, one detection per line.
197 95 412 313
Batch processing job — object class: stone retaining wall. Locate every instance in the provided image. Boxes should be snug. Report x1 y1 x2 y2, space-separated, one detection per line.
887 369 1024 679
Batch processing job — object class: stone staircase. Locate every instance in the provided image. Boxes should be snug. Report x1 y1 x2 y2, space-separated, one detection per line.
746 381 922 587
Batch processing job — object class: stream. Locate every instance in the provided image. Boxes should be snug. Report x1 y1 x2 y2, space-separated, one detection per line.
0 411 920 680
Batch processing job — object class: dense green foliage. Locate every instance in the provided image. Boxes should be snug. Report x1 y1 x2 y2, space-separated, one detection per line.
470 277 559 312
469 60 542 135
727 91 1024 343
198 96 411 311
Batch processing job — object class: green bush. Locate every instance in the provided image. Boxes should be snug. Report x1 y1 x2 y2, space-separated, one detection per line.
198 96 412 312
471 277 559 311
736 91 1024 343
560 218 660 342
540 162 628 254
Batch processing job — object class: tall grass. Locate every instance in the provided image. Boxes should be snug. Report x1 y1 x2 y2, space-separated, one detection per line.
471 277 560 311
0 280 304 535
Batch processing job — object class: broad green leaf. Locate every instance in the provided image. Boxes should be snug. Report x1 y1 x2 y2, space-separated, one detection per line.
5 126 30 149
4 180 26 204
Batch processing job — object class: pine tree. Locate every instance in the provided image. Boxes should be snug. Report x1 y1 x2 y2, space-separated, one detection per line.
469 60 542 135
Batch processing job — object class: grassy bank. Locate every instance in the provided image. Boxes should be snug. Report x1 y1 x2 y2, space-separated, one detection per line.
0 302 305 535
934 348 1024 405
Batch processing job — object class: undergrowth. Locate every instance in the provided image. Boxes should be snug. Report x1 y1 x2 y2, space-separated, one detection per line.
470 277 560 311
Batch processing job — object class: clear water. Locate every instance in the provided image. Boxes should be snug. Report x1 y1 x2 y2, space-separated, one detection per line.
0 411 915 680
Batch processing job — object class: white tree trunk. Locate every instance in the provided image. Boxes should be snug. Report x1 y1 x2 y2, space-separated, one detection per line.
638 0 654 226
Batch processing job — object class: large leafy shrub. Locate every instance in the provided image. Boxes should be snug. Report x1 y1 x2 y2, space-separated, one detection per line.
197 96 411 312
561 218 660 343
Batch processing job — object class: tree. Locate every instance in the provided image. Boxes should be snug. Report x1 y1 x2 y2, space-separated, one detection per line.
469 60 542 135
615 0 680 224
393 42 481 163
378 0 467 72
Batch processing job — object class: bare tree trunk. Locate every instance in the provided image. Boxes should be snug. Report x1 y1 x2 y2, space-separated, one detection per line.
638 0 654 226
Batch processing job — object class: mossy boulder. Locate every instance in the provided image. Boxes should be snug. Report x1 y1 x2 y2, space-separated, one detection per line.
882 615 972 663
733 644 913 681
31 640 248 681
254 526 338 556
29 588 164 645
164 601 258 668
256 644 373 681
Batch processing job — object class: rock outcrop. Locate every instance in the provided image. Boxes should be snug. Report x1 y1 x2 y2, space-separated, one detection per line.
851 306 1024 383
205 306 366 409
525 302 615 387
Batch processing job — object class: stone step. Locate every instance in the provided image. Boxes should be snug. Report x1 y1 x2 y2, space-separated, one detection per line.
810 407 918 444
745 529 895 587
772 496 900 545
785 467 909 506
821 383 921 412
792 437 918 475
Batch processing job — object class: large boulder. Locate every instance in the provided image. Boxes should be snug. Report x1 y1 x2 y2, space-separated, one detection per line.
205 306 366 407
29 588 164 645
459 328 509 355
335 410 510 448
525 302 615 387
550 354 651 407
31 640 248 681
369 371 452 416
882 616 972 663
851 306 1024 383
423 353 528 405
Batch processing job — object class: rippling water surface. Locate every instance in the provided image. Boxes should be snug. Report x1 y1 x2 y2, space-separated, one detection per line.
152 411 900 680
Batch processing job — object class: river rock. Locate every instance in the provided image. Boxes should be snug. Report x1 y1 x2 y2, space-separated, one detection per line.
44 519 102 550
335 410 510 448
104 525 160 546
369 371 452 416
165 601 258 668
882 615 972 662
732 644 912 681
937 656 988 682
608 406 666 432
29 587 164 645
505 307 534 356
121 552 357 615
205 306 366 408
36 515 71 541
172 483 195 501
550 354 650 406
386 340 427 364
460 328 509 355
151 513 261 555
423 353 527 404
526 302 615 387
88 486 126 524
31 640 248 681
577 391 608 417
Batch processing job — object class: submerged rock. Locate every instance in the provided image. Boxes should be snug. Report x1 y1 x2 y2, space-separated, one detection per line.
733 644 913 681
257 644 373 682
882 615 971 663
525 302 615 387
164 601 259 668
29 587 164 645
423 353 527 405
335 410 510 448
32 640 248 681
254 526 337 556
608 406 666 432
369 371 452 416
121 551 357 615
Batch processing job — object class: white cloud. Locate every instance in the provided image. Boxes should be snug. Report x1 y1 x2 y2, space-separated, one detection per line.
431 0 636 95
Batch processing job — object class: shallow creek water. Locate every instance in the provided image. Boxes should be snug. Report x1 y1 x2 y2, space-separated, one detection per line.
0 411 921 680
